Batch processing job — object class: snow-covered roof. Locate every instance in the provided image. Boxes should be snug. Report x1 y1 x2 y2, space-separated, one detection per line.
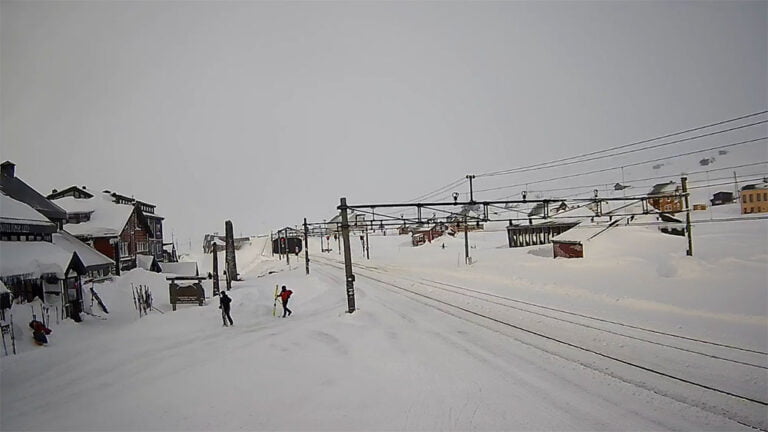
649 181 678 195
0 192 56 227
741 182 768 191
0 279 8 294
551 223 603 243
0 165 67 222
0 241 78 279
56 193 134 238
136 254 158 271
551 219 621 244
537 203 597 225
52 231 113 269
160 261 199 276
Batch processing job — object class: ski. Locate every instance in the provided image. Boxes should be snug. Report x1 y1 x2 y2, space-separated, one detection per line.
272 284 278 317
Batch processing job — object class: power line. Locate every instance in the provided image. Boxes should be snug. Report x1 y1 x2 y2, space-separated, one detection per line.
477 110 768 178
407 177 467 203
482 136 767 199
481 120 768 178
515 162 768 196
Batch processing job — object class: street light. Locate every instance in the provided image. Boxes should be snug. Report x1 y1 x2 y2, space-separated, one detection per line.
452 192 459 204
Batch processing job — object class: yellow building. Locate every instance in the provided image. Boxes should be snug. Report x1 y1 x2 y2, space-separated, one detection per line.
741 182 768 214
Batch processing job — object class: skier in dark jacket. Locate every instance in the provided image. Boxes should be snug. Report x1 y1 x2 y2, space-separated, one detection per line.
219 291 233 326
276 285 293 318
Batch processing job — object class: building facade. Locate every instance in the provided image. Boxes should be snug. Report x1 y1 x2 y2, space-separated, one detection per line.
648 182 683 213
48 186 166 263
741 182 768 214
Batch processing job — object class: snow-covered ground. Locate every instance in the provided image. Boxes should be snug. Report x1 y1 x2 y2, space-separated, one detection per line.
1 203 766 431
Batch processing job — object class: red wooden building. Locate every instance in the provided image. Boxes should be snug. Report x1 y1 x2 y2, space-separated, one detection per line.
49 189 155 270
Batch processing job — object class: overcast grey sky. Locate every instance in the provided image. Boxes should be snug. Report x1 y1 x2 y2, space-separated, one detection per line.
2 1 766 249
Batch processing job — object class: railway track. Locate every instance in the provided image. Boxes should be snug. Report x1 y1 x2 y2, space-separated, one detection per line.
313 255 768 430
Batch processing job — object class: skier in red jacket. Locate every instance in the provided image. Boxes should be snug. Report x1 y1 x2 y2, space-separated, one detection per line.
276 285 293 318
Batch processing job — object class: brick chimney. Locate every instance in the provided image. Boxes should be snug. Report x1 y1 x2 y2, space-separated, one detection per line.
1 161 15 178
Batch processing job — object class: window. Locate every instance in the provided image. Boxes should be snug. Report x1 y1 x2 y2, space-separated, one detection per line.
743 195 748 203
119 241 128 257
749 194 754 203
758 194 762 202
137 241 148 253
764 192 767 201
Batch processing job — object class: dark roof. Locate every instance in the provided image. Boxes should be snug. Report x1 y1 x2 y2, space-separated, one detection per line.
0 163 67 223
47 186 94 200
648 181 678 196
741 182 768 191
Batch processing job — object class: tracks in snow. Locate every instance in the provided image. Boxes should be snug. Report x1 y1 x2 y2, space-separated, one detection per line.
313 255 768 430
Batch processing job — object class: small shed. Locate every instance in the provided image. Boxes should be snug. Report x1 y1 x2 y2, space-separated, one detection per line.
507 221 579 248
272 227 303 255
710 191 734 206
551 220 620 258
411 224 445 247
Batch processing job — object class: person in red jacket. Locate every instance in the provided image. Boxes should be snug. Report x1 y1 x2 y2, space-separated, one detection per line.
29 320 51 345
276 285 293 318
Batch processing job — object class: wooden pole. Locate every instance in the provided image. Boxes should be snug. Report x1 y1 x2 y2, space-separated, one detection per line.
303 218 310 275
365 226 370 260
682 176 693 256
464 215 470 265
339 198 356 313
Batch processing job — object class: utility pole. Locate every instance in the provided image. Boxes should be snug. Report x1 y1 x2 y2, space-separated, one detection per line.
303 218 310 275
682 176 693 256
339 198 356 313
285 228 290 266
466 174 476 202
464 215 470 265
365 226 370 260
270 231 274 257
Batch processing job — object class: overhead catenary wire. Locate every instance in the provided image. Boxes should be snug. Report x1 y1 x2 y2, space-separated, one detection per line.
477 110 768 178
407 177 467 203
509 161 768 196
480 136 768 199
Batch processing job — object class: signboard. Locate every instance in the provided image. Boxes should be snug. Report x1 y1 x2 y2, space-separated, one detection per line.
168 281 205 311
